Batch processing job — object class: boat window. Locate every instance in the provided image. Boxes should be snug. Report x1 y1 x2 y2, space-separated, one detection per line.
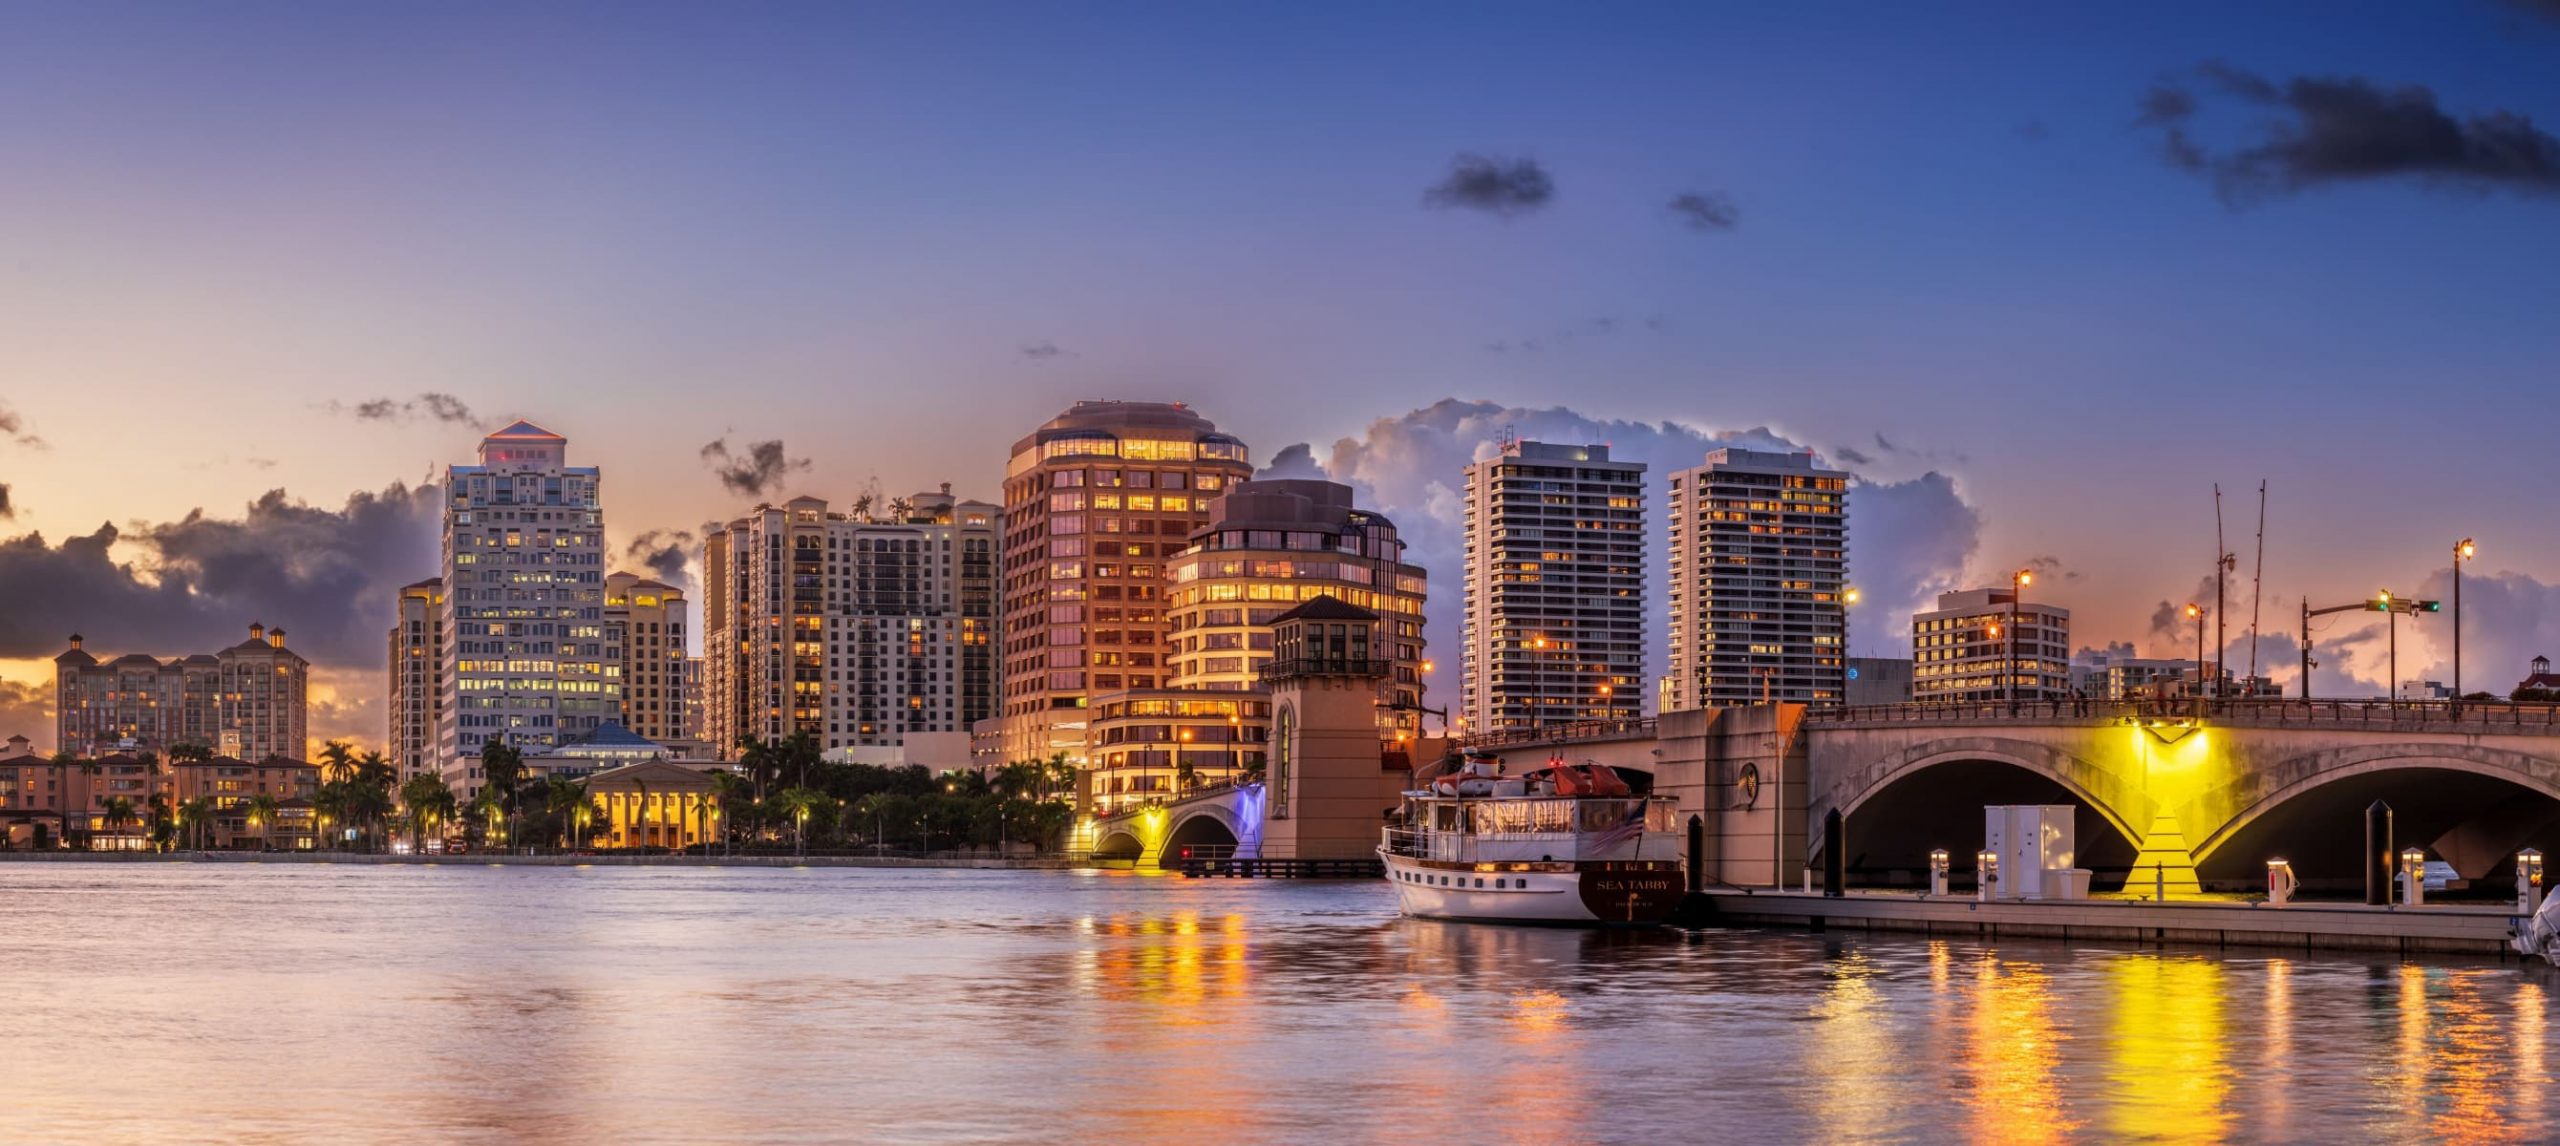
1473 879 1484 889
1578 799 1642 833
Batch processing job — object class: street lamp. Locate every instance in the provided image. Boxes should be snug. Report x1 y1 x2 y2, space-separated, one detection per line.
2008 569 2033 710
2185 603 2205 698
2454 539 2477 699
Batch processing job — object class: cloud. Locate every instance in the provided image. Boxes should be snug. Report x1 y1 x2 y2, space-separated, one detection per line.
2139 62 2560 202
0 482 441 668
1666 190 1740 232
0 672 47 747
1267 399 1987 701
0 403 46 449
2025 554 2079 582
699 437 811 498
0 484 12 520
1019 341 1075 361
1834 447 1874 467
623 529 695 589
1424 154 1555 216
337 392 480 426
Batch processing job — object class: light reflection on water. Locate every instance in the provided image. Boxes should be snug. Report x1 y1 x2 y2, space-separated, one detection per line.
0 865 2554 1144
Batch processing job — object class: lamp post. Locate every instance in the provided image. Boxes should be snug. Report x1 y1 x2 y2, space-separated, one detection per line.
2454 539 2476 699
2008 569 2032 712
2380 589 2397 706
2185 603 2205 699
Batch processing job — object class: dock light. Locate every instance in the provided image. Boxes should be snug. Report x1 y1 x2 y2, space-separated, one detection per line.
1928 849 1950 897
1976 850 2000 902
2521 849 2545 915
2401 848 2427 907
2266 859 2297 907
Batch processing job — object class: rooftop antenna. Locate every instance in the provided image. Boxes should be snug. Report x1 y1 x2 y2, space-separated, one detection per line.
2249 480 2267 683
2214 485 2235 697
1495 424 1519 454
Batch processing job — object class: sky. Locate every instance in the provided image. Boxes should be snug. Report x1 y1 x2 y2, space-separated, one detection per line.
3 1 2558 750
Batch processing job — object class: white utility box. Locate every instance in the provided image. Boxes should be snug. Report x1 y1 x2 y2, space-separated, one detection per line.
1983 805 2077 900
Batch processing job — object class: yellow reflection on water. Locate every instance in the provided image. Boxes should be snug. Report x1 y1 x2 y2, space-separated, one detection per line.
1965 955 2077 1144
2393 964 2543 1144
2104 956 2229 1144
1810 951 1904 1144
2257 959 2292 1134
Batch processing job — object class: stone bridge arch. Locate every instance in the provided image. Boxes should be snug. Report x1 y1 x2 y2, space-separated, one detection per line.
1817 735 2153 843
2191 742 2560 882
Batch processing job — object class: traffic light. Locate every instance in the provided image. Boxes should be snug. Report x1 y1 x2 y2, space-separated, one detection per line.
2417 600 2442 613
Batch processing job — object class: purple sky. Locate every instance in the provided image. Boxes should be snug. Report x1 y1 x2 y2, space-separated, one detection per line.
4 2 2559 747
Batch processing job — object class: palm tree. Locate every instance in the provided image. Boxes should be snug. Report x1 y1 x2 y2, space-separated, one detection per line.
775 787 831 857
177 796 214 851
145 792 174 852
245 794 279 851
708 771 748 856
400 776 455 853
543 776 593 849
479 739 527 850
316 740 359 785
100 796 137 850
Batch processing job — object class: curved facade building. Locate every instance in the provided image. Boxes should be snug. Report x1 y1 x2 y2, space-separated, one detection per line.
997 401 1254 764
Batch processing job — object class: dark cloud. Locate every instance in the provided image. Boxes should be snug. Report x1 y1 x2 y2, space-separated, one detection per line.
1666 190 1740 232
1019 342 1074 361
1424 154 1554 216
0 404 46 449
1834 447 1875 467
2140 63 2560 202
342 392 480 426
1272 399 1986 697
2025 554 2080 582
0 482 441 667
0 484 12 520
699 437 811 498
623 529 695 588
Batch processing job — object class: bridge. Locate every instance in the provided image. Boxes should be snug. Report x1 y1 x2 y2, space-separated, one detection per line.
1466 699 2560 894
1085 781 1269 868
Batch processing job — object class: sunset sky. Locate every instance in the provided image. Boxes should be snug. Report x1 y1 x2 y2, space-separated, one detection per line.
4 2 2558 750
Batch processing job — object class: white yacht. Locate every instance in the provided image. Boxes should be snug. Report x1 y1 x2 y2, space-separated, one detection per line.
1380 752 1685 927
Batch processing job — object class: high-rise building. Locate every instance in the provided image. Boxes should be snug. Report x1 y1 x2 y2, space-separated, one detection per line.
1459 441 1647 735
53 625 308 760
603 572 689 744
388 578 444 782
702 489 998 758
437 421 610 797
679 655 705 741
998 401 1253 764
1912 588 2071 702
1665 448 1850 709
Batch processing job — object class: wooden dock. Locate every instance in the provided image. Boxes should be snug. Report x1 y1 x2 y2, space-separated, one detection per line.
1685 889 2534 958
1176 857 1382 879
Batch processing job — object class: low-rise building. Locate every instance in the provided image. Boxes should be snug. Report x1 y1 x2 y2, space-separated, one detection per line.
1913 588 2070 702
585 759 722 850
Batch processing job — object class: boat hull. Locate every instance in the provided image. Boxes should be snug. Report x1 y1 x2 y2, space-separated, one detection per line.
1381 850 1682 928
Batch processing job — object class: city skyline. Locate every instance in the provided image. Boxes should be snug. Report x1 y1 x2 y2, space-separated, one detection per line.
6 3 2560 751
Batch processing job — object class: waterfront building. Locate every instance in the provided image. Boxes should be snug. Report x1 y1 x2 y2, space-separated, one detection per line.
703 489 998 759
436 421 611 798
1912 588 2071 702
1082 690 1271 815
998 401 1254 764
1079 479 1430 810
679 656 705 739
52 626 308 761
388 578 443 783
1665 448 1850 710
585 759 720 850
523 720 686 782
2067 649 2213 699
1459 440 1646 735
604 572 689 745
0 738 320 850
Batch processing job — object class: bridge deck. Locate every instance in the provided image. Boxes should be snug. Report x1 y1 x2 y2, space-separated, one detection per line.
1690 889 2529 957
1808 698 2560 735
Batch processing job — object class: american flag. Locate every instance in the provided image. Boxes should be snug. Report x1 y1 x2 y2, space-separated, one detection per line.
1589 801 1647 854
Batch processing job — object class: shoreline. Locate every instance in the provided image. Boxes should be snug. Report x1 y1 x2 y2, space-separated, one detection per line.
0 851 1090 870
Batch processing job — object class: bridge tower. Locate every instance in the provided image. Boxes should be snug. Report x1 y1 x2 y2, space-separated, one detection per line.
1257 597 1412 860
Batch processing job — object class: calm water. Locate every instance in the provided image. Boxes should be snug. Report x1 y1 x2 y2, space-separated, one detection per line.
0 864 2552 1144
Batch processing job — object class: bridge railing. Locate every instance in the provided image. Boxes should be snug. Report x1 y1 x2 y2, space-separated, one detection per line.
1460 717 1659 751
1806 697 2560 731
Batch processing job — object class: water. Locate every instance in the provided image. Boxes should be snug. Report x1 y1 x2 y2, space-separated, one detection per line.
0 864 2551 1144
